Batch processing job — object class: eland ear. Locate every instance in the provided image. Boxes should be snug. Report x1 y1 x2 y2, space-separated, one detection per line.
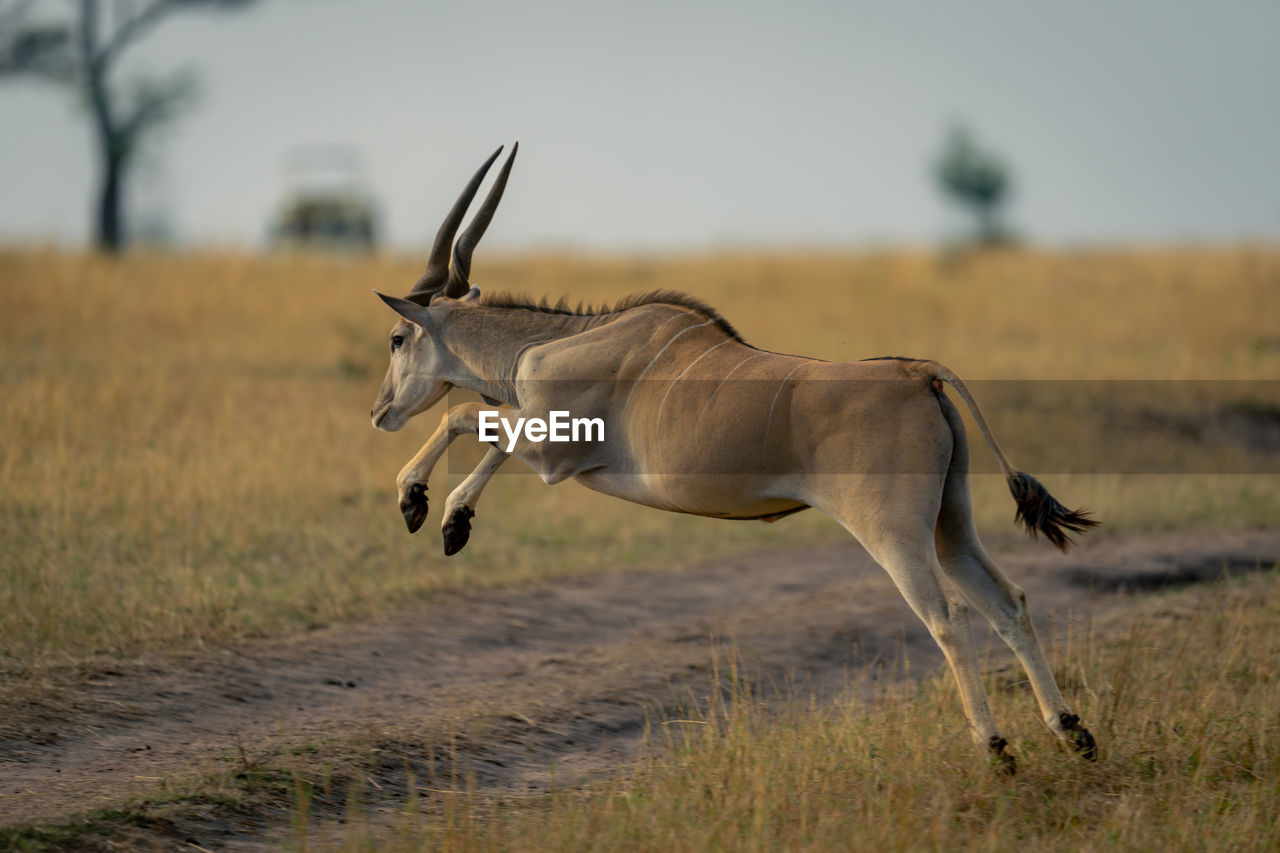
374 291 433 326
461 285 481 302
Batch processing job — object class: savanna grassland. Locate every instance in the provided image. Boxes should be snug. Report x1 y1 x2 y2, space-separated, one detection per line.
1 247 1276 668
345 566 1280 852
1 247 1279 850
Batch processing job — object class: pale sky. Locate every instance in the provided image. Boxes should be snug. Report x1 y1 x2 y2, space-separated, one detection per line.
2 0 1278 250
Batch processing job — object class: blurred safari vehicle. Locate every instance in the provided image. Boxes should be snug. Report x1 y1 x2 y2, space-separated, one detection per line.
269 145 379 252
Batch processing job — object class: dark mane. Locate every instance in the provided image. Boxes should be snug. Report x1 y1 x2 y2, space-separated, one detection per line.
477 289 750 345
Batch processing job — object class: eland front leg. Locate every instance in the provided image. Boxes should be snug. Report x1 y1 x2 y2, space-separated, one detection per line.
395 402 515 555
439 445 510 555
395 401 491 533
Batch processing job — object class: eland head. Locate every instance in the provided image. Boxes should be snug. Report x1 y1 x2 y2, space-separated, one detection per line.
370 143 518 431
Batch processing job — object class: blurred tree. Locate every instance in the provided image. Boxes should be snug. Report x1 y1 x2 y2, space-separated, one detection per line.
0 0 255 253
934 124 1013 247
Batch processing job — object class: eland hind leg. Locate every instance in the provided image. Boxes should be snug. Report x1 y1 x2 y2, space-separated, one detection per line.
933 392 1097 759
861 524 1017 774
829 489 1018 774
934 518 1098 759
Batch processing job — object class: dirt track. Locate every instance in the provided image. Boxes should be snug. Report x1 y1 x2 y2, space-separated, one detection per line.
3 528 1279 848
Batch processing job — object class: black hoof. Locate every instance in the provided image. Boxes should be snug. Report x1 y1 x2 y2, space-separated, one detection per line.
989 736 1017 776
1059 712 1097 761
442 506 474 556
400 483 429 534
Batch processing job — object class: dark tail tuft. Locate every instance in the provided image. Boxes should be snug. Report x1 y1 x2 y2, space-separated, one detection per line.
1006 471 1099 552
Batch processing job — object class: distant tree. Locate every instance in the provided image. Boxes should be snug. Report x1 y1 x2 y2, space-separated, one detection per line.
0 0 256 253
934 124 1014 247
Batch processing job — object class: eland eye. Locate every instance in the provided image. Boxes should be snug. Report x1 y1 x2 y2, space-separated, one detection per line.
390 334 405 352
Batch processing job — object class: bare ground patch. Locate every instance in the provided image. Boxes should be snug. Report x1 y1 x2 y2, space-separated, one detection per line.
2 527 1278 849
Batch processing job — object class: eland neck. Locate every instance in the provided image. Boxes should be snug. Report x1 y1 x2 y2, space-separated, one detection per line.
435 303 599 405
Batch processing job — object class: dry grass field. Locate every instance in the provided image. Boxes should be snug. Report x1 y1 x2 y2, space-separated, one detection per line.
345 567 1280 852
1 246 1278 850
1 247 1277 669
